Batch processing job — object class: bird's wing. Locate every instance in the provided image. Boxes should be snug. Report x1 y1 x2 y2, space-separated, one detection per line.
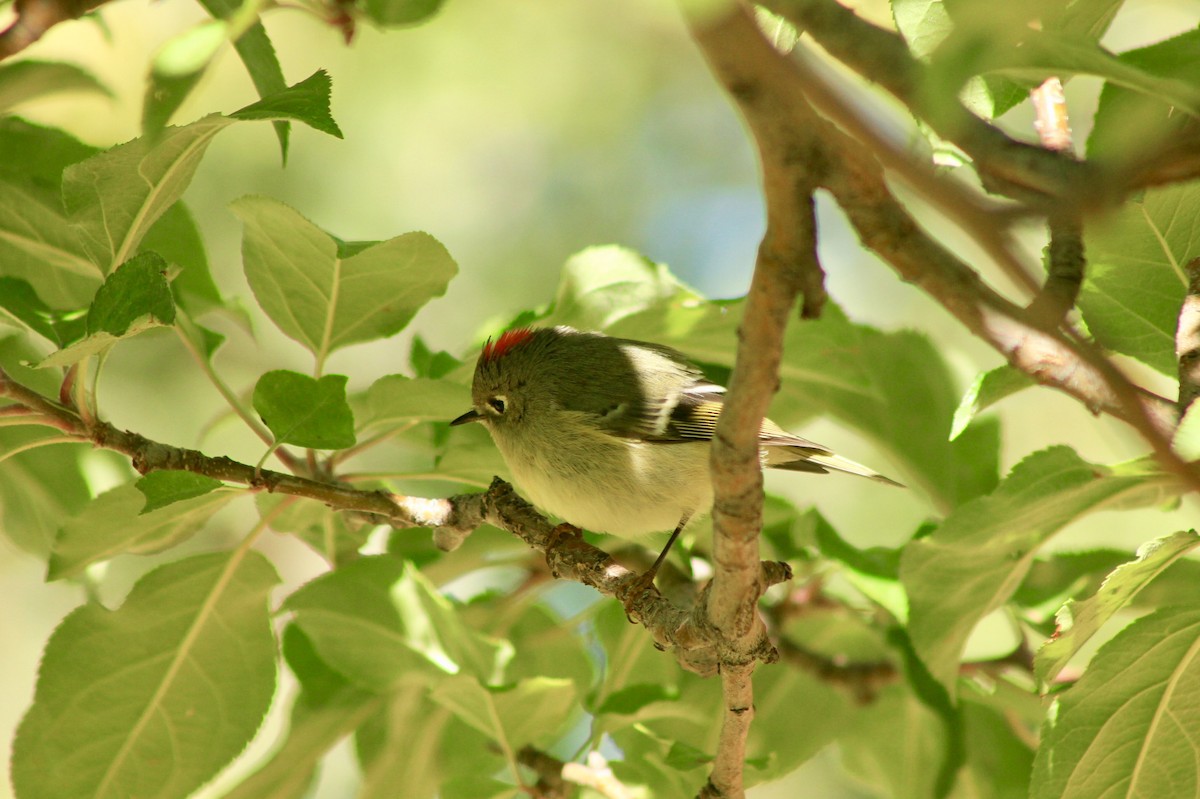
648 382 905 482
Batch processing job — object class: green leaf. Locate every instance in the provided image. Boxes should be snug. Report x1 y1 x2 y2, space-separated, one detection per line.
1090 30 1200 161
891 0 1026 118
1049 0 1125 41
0 277 86 345
430 675 576 749
140 201 223 313
252 370 356 449
1080 184 1199 376
840 685 947 799
223 626 381 799
977 31 1200 118
144 20 229 132
902 446 1179 689
1032 607 1200 798
0 182 101 308
0 60 111 113
0 117 99 201
355 374 471 431
361 0 446 26
950 365 1035 440
488 603 594 689
546 245 703 331
232 195 456 365
1035 530 1200 682
409 334 461 378
356 689 461 799
63 114 235 274
285 557 513 689
87 251 175 334
49 480 236 579
956 699 1035 799
36 252 177 368
0 423 91 555
135 470 224 514
230 69 343 138
194 0 289 161
11 551 279 799
597 683 678 715
741 664 853 783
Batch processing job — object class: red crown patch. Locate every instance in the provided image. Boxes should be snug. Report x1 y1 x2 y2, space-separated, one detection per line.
481 327 535 363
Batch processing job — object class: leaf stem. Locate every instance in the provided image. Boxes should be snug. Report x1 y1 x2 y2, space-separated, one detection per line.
173 316 302 473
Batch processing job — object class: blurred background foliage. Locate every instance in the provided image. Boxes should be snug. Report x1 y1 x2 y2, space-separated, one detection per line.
3 0 1200 796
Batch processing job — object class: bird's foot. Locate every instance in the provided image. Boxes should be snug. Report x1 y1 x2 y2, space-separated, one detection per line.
623 567 659 623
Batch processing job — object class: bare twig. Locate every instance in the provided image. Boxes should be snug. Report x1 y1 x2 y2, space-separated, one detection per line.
1176 259 1200 416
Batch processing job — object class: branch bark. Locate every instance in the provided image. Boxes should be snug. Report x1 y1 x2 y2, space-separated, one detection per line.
0 0 107 59
688 5 822 795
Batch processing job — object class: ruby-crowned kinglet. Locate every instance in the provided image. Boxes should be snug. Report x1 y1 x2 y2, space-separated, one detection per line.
451 326 899 585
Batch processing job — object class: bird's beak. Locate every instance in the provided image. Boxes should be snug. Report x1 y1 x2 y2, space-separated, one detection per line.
450 409 482 426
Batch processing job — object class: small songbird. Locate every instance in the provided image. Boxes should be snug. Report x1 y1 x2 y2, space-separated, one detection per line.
451 326 900 589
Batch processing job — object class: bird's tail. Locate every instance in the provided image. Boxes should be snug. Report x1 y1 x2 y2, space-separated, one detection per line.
770 449 904 487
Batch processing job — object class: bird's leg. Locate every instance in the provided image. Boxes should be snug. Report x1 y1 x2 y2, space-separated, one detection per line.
624 512 690 621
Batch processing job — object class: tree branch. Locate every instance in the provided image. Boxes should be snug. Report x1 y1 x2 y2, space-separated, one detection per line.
0 0 107 59
688 5 821 795
0 365 794 676
778 43 1041 298
683 4 1196 500
763 0 1087 204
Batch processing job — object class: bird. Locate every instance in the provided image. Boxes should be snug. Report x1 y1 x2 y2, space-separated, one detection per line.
451 325 900 596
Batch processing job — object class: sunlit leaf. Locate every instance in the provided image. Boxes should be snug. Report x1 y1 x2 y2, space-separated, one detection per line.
12 551 279 799
230 70 343 138
0 183 100 308
1032 607 1200 798
49 480 236 579
902 447 1178 689
1035 530 1200 682
232 195 456 365
1080 184 1199 376
430 675 576 749
950 365 1034 440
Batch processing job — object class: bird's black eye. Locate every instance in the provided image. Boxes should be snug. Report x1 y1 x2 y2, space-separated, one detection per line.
487 396 506 414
